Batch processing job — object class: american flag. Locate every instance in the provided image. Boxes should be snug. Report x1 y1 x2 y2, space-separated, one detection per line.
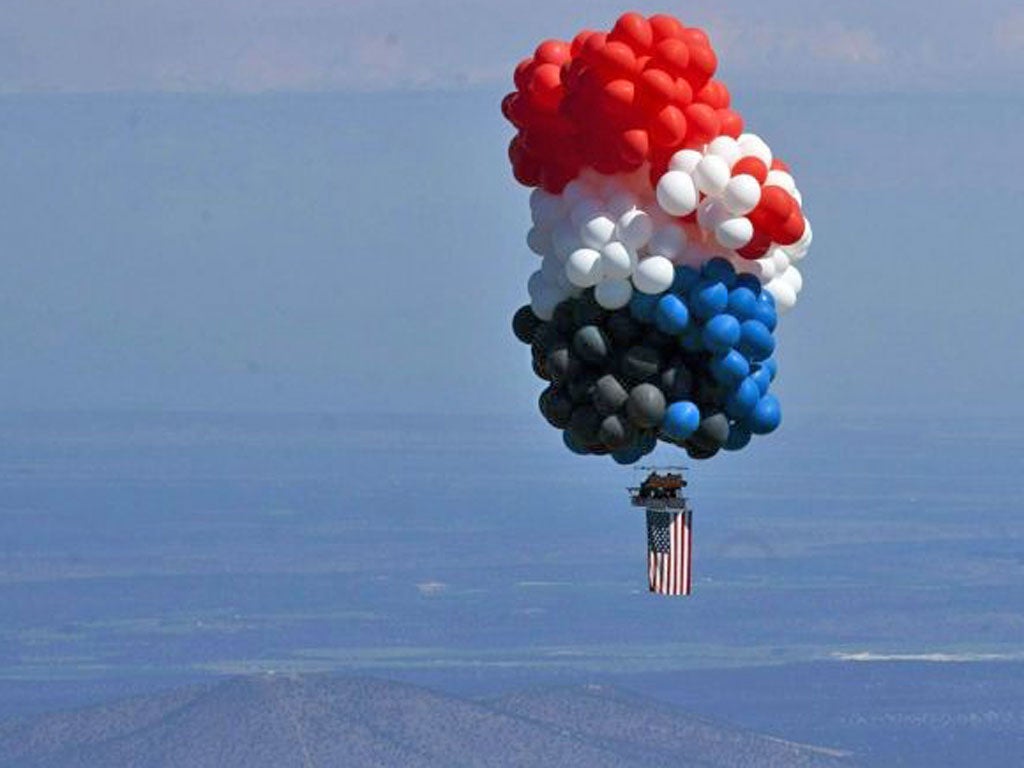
647 509 692 596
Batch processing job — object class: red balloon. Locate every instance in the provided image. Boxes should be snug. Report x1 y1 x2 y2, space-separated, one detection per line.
541 163 576 193
618 128 650 166
653 39 690 76
529 63 563 112
513 58 535 91
771 158 792 173
601 78 636 119
736 230 772 260
535 39 570 65
609 12 654 53
685 44 717 89
749 186 794 231
649 14 685 42
774 210 806 245
673 77 694 108
594 41 638 78
571 30 598 57
684 103 720 146
580 32 609 66
681 28 710 48
697 80 730 109
639 67 677 106
717 108 744 138
650 104 687 147
732 156 768 184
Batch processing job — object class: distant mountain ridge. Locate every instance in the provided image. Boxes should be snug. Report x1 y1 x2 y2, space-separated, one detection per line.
0 675 854 768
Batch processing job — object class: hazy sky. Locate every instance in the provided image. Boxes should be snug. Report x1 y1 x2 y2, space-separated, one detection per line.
3 1 1024 94
0 5 1022 416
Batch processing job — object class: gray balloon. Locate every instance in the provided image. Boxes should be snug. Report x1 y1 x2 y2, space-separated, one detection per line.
599 413 634 450
626 383 667 429
592 374 629 416
691 412 730 449
620 346 661 383
545 344 578 383
573 325 610 365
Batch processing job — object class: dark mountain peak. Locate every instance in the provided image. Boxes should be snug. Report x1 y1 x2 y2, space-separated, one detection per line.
0 674 855 768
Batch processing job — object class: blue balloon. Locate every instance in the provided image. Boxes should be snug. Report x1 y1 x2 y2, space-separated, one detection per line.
689 279 729 320
702 314 741 353
738 320 775 362
724 422 752 451
750 364 772 396
763 357 779 381
753 291 778 331
747 394 782 435
661 400 701 440
727 287 759 320
702 257 737 287
735 274 761 293
563 430 590 455
629 291 659 322
725 377 760 418
655 294 690 335
710 349 750 385
671 266 700 295
678 324 704 353
638 430 658 455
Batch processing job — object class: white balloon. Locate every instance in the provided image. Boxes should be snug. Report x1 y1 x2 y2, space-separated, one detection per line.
616 209 654 249
561 179 590 207
569 198 603 230
632 255 675 294
738 133 772 166
599 241 637 280
565 248 603 288
540 254 563 284
755 255 777 281
529 188 563 227
595 278 633 309
771 247 791 274
655 171 698 217
766 170 797 195
606 190 638 219
693 155 731 196
781 265 803 294
715 217 754 250
646 223 688 260
530 289 560 321
551 219 581 261
526 226 553 257
722 174 762 215
697 198 730 232
527 270 546 302
707 136 742 167
579 215 616 250
668 149 704 174
792 188 803 208
766 278 797 313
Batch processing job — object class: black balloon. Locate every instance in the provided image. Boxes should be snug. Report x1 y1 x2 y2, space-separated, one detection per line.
512 305 541 345
599 413 634 450
572 292 605 327
620 345 661 383
626 383 667 429
532 324 563 355
573 325 611 364
592 374 629 416
539 386 574 428
605 311 641 348
567 371 599 403
568 404 602 445
552 301 576 335
660 364 693 401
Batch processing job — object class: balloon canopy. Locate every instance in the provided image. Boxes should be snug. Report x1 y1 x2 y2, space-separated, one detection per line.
505 11 815 464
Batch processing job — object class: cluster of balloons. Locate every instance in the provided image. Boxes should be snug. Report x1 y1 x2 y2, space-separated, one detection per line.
505 12 814 463
514 258 781 463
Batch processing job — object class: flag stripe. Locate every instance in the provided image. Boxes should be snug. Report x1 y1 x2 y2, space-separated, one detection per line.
646 508 692 596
